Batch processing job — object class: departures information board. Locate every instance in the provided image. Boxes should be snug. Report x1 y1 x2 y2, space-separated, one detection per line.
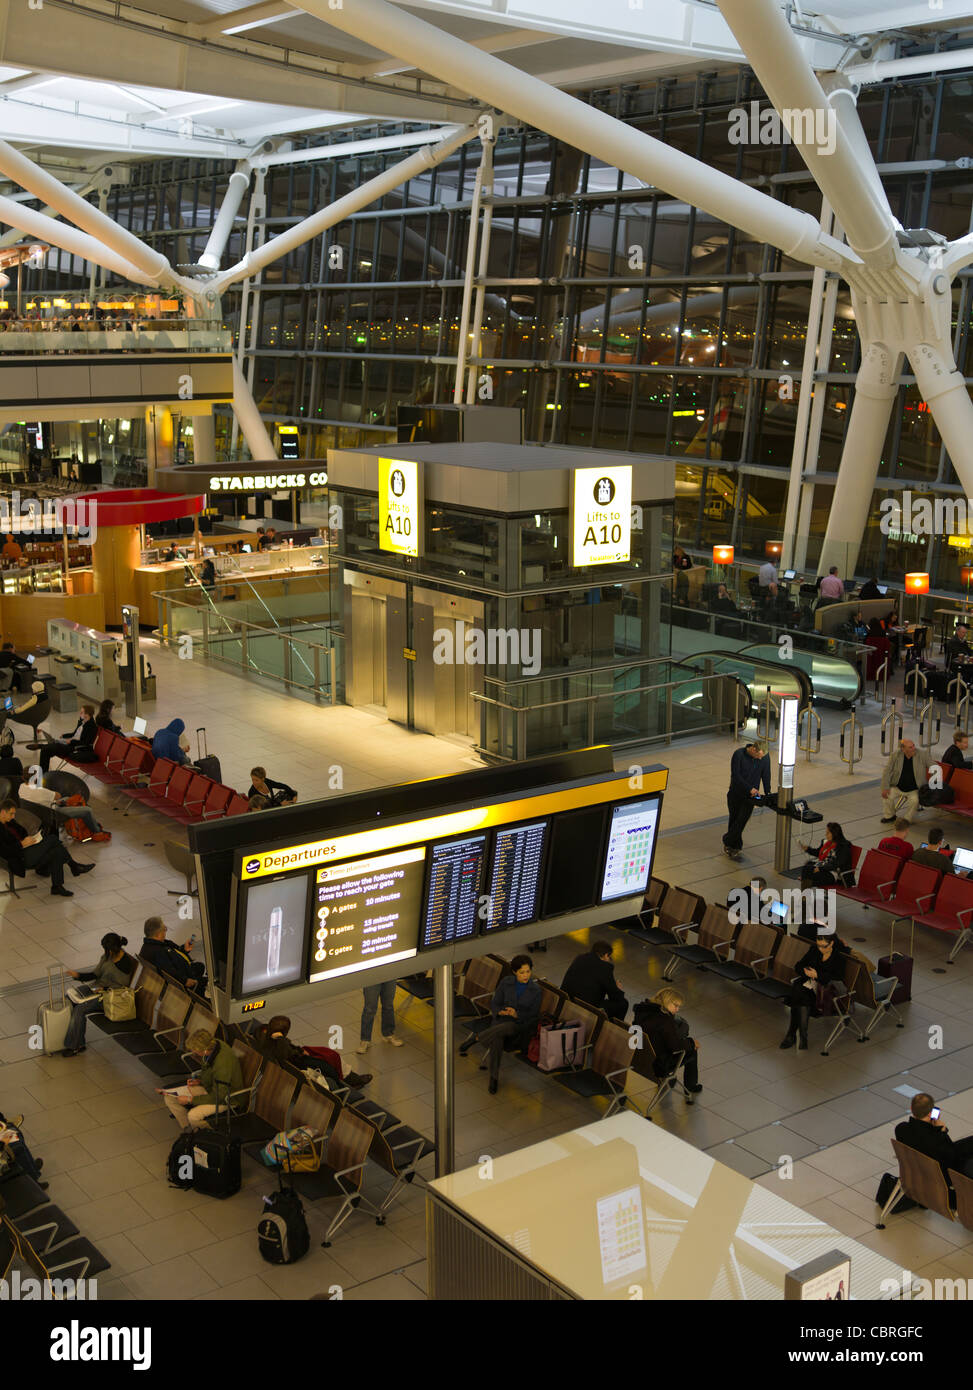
421 834 487 950
483 820 549 933
309 846 424 983
599 797 661 902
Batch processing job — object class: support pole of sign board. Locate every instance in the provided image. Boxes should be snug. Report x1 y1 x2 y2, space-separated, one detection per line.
775 694 799 874
433 963 455 1177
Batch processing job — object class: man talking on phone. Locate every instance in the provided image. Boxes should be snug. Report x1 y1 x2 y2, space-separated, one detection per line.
139 916 207 990
895 1092 973 1183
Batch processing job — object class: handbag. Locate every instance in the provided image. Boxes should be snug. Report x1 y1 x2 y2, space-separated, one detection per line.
103 986 136 1021
260 1126 320 1171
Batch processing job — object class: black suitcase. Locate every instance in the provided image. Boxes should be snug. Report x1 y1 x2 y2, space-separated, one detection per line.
878 952 913 1004
194 727 222 783
191 1129 241 1199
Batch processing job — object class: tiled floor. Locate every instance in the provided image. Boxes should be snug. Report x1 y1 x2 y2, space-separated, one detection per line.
2 641 972 1298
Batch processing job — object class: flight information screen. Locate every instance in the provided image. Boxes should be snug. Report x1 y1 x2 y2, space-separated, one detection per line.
421 833 487 950
482 820 548 933
308 846 424 983
599 797 661 902
237 872 310 996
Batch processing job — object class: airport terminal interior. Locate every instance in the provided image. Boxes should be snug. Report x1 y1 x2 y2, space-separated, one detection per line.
5 0 973 1315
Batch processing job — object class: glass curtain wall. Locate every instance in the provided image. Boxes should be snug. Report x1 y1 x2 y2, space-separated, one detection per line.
25 64 973 592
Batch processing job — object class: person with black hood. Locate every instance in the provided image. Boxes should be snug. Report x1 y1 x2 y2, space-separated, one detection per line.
780 924 850 1050
633 988 702 1093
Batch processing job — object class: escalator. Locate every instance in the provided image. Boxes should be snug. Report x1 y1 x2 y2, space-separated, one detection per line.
683 650 813 709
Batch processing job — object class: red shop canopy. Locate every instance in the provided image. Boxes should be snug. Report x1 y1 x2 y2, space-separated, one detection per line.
75 488 205 528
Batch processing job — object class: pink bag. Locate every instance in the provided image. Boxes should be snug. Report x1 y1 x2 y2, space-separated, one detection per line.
536 1020 584 1072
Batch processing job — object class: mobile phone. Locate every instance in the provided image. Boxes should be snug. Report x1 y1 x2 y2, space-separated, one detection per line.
930 1106 941 1121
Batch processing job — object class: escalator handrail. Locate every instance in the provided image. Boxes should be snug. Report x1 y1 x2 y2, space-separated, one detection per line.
680 648 814 706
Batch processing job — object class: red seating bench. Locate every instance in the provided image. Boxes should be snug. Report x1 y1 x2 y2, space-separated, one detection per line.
52 734 244 824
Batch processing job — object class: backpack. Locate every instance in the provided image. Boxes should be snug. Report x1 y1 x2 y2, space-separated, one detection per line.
166 1132 196 1190
258 1188 310 1264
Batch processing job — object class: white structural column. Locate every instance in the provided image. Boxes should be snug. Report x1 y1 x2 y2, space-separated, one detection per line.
716 0 897 265
453 134 490 404
191 413 216 464
780 200 834 572
466 132 496 404
910 344 973 496
293 0 853 274
233 357 278 461
793 271 841 573
0 140 176 285
0 192 154 285
818 342 901 576
198 166 251 271
213 124 477 295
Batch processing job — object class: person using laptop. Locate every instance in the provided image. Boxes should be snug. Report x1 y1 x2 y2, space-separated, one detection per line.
94 699 122 734
60 932 137 1056
909 827 955 873
859 576 882 600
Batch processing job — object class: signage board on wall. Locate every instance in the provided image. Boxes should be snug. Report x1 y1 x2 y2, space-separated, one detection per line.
570 465 632 567
378 457 422 558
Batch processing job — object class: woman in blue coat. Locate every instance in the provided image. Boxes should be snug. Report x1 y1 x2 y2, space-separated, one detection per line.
459 955 541 1094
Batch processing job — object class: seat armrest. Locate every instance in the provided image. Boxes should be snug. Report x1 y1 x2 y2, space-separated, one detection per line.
876 879 898 900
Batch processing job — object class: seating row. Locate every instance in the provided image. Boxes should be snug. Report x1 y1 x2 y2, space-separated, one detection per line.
0 1177 111 1292
836 849 973 963
618 881 901 1054
87 960 434 1244
881 1139 973 1236
451 954 695 1120
56 728 249 824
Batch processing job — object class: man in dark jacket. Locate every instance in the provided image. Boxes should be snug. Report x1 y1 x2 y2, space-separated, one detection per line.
459 954 541 1094
723 741 771 859
0 797 91 896
909 827 955 873
140 916 206 989
561 941 627 1021
895 1092 973 1183
39 702 98 773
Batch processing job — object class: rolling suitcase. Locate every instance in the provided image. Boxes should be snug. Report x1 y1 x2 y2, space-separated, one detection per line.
36 964 71 1056
194 726 222 783
190 1083 241 1199
879 922 913 1004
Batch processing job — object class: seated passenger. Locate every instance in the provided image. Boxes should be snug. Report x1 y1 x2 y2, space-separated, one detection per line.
799 821 853 887
61 932 137 1055
0 641 29 670
252 1016 372 1090
910 827 955 873
160 1030 245 1132
0 796 93 896
140 915 206 990
633 988 702 1094
248 766 297 807
895 1092 973 1184
779 925 850 1049
151 717 190 765
17 772 109 841
878 819 914 861
560 941 627 1021
0 1109 47 1187
39 702 98 772
95 698 122 734
459 954 541 1095
248 794 269 811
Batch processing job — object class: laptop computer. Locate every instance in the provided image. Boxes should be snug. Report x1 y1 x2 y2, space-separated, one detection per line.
877 584 888 596
782 569 797 581
132 716 147 737
66 983 101 1005
952 847 973 873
